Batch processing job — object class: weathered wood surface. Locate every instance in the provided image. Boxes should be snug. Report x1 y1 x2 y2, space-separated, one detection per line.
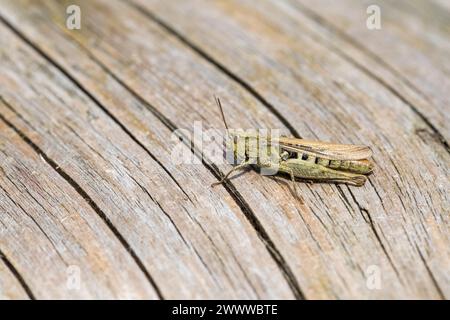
0 254 29 299
0 0 448 299
293 0 450 140
0 100 159 299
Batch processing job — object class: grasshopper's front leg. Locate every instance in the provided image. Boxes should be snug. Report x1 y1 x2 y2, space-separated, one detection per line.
211 161 252 187
278 158 367 186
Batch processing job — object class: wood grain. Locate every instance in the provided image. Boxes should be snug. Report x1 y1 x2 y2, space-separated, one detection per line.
291 0 450 141
0 1 294 299
0 253 30 299
130 0 450 299
0 0 448 299
0 98 159 299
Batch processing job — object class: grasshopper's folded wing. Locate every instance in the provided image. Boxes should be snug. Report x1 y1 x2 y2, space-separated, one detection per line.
279 137 372 160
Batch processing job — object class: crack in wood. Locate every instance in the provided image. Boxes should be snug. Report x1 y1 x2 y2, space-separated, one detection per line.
286 0 449 152
127 0 421 299
128 0 301 139
128 173 191 248
184 206 239 291
35 17 306 296
2 1 445 298
96 73 306 299
125 2 450 298
346 185 403 283
220 233 261 298
0 14 304 299
0 180 68 265
0 15 192 205
415 245 445 299
0 248 35 299
0 98 164 299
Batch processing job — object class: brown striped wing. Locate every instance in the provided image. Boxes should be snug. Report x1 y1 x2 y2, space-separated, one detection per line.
279 137 372 160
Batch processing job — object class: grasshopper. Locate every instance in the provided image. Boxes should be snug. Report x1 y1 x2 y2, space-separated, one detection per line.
211 97 374 194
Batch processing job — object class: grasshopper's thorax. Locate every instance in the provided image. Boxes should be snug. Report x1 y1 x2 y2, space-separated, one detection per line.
227 132 281 166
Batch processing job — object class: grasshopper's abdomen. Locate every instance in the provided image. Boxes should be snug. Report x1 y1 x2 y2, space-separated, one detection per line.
301 154 373 174
329 159 373 174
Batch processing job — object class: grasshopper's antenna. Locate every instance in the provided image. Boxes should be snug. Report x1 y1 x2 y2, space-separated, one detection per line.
214 95 229 131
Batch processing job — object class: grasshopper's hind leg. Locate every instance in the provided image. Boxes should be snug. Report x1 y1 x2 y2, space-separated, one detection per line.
279 158 367 186
211 161 251 187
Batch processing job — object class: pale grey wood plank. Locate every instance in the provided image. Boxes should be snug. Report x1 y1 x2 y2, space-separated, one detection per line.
0 3 294 299
125 0 448 298
291 0 450 141
0 255 30 299
0 100 159 299
1 0 448 299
